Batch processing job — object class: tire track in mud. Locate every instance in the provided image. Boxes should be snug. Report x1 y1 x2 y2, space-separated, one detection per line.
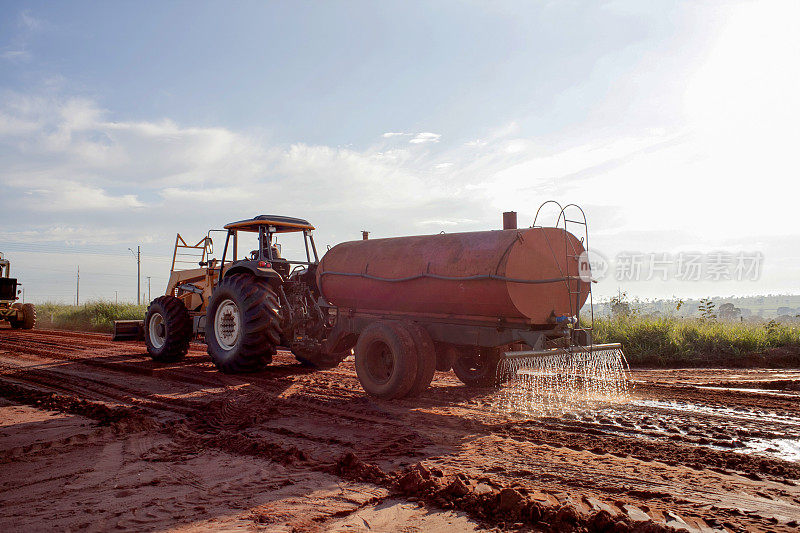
2 329 800 531
0 377 672 533
491 417 800 482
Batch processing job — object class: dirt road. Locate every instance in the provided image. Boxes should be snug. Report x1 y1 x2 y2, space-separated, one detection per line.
1 328 799 532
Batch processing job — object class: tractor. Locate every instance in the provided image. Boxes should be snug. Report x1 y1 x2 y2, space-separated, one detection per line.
120 208 612 401
131 215 345 372
0 252 36 330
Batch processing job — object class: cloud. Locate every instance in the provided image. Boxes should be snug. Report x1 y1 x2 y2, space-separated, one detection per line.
2 63 798 302
19 11 44 31
23 181 145 211
0 93 486 257
409 132 441 144
464 139 486 147
1 50 31 62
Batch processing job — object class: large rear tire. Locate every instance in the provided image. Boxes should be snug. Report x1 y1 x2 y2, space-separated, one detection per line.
354 321 418 399
206 273 280 373
9 303 35 330
144 295 191 362
452 347 502 388
403 322 436 397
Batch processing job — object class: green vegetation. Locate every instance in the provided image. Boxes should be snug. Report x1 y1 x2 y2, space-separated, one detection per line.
35 301 147 333
26 300 800 368
592 315 800 367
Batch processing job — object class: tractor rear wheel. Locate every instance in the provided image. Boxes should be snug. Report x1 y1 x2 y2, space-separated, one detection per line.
403 321 437 397
206 273 280 373
9 303 35 330
452 347 502 388
354 321 418 399
20 303 36 329
144 295 191 362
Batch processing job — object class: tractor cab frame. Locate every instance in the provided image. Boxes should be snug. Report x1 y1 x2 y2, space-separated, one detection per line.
217 215 319 285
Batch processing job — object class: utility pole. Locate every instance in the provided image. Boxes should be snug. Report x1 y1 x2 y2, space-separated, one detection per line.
76 266 80 306
146 276 151 303
115 290 118 305
129 246 141 305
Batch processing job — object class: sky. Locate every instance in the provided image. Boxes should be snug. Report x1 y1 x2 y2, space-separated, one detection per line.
0 0 798 305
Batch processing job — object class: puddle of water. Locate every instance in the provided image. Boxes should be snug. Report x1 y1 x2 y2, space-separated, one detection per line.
695 385 800 398
632 399 800 426
742 438 800 462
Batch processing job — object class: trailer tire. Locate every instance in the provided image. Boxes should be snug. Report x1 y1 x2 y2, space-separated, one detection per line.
403 322 437 397
355 321 418 399
452 347 502 388
434 343 457 372
206 273 279 373
144 295 191 362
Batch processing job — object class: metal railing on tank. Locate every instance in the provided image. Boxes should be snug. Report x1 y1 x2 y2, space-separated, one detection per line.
532 200 595 347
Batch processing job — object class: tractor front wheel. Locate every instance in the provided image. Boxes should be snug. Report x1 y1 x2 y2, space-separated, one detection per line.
144 295 191 362
206 273 280 373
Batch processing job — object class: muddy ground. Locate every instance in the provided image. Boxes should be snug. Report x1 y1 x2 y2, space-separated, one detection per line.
1 328 799 532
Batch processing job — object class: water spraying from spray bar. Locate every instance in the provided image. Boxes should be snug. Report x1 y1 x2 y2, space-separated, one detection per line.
495 343 632 417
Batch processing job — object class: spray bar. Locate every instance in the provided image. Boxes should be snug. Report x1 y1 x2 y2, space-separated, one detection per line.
503 343 623 360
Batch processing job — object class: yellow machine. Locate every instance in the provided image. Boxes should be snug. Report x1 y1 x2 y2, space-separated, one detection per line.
0 252 36 329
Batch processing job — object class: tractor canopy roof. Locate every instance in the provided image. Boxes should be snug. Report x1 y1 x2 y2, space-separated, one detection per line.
224 215 315 233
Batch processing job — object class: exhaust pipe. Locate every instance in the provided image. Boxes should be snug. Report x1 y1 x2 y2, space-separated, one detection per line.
503 211 517 230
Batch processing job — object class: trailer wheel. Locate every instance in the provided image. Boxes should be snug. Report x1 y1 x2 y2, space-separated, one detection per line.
145 295 191 362
355 321 418 399
403 322 437 397
206 273 280 373
452 347 502 388
434 343 457 372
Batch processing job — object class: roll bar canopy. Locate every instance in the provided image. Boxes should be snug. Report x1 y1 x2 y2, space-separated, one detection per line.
224 215 315 233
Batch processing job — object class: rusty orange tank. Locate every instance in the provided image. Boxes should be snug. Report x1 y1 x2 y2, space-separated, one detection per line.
316 227 589 325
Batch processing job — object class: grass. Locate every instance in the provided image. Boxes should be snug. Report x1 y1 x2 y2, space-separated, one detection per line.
35 301 147 333
24 302 800 368
592 315 800 367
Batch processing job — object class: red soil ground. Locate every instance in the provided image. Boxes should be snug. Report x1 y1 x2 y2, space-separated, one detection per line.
1 328 799 532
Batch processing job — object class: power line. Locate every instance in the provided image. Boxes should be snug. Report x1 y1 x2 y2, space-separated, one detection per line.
0 242 173 259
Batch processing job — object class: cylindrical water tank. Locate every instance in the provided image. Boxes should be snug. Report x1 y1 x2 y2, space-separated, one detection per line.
316 227 589 325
